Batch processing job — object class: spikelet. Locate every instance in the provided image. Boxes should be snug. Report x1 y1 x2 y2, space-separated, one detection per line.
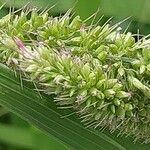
0 8 150 143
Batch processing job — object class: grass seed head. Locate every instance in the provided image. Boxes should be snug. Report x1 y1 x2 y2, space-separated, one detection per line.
0 7 150 144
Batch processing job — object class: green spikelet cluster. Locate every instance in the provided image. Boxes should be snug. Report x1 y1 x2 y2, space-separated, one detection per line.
0 8 150 143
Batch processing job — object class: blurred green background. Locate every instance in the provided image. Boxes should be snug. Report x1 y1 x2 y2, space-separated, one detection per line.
0 0 150 149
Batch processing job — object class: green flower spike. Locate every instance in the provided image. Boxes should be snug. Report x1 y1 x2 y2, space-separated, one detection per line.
0 8 150 144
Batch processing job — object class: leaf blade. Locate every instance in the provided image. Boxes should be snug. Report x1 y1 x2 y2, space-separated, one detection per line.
0 63 142 150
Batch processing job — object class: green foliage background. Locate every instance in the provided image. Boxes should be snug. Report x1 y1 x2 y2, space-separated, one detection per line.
0 0 150 150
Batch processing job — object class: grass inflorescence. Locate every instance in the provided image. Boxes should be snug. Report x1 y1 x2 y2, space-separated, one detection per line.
0 7 150 143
